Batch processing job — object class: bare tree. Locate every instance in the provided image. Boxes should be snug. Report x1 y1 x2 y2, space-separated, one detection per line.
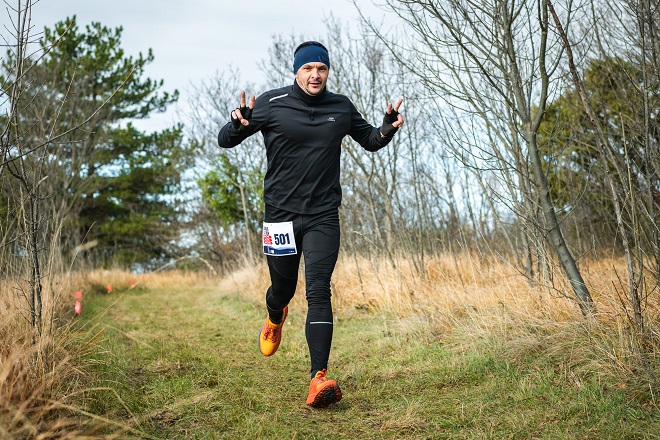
323 19 464 272
545 0 659 330
1 2 63 332
1 3 140 331
365 0 595 314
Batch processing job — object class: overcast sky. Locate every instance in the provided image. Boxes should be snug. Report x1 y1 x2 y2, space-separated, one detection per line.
6 0 395 131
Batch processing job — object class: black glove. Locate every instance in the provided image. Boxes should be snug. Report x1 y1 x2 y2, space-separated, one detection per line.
231 105 253 131
380 108 400 138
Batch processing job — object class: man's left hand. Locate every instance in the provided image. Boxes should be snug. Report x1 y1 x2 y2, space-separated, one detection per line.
380 98 404 138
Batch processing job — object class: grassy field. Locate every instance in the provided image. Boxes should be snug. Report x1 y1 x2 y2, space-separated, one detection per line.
70 260 659 439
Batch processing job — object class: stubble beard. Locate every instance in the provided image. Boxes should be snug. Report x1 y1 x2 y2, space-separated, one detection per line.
297 77 324 96
305 84 323 95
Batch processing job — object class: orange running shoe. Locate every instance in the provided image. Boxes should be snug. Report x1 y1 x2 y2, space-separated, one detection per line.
259 306 288 356
306 369 342 408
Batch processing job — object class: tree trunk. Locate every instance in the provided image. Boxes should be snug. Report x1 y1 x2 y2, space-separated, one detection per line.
526 128 594 315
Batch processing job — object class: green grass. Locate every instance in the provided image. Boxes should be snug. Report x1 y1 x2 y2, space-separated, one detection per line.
75 284 659 439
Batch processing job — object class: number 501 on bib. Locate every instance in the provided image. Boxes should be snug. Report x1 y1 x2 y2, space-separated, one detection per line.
262 221 297 255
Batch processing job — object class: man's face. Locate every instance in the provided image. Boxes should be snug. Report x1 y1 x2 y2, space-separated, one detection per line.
295 62 329 96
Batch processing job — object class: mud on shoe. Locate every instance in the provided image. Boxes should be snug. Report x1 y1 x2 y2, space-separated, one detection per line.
259 306 288 356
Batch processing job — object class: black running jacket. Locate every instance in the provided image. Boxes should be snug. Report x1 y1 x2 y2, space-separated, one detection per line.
218 81 395 214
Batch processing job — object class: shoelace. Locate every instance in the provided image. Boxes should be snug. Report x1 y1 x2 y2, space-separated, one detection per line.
263 324 281 342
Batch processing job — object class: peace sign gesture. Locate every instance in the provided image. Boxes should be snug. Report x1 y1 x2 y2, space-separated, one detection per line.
231 91 256 131
380 98 404 138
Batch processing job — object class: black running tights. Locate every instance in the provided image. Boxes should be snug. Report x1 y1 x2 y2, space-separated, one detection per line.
264 207 340 378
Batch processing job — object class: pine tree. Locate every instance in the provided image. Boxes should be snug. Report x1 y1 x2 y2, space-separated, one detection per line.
1 17 191 269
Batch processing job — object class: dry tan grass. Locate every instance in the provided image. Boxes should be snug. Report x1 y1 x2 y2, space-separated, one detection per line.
215 253 659 329
219 253 658 390
0 270 154 439
1 265 225 438
1 255 657 437
82 268 218 292
1 288 93 438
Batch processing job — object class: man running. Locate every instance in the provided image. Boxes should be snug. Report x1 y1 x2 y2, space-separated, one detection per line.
218 41 404 408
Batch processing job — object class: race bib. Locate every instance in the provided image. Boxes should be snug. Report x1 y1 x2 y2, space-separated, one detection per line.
262 221 297 255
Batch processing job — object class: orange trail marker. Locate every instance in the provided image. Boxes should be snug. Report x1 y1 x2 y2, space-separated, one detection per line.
107 284 113 293
130 279 136 287
74 300 82 315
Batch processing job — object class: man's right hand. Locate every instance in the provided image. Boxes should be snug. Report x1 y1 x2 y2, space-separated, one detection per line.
231 91 256 131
